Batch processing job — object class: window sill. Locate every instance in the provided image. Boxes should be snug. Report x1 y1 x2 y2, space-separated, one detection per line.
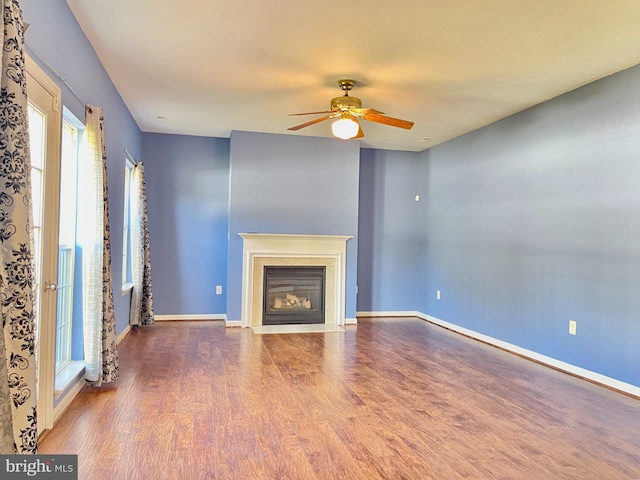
122 282 134 295
55 360 85 399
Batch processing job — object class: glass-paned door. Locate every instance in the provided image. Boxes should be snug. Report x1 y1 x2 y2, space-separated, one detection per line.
26 56 62 435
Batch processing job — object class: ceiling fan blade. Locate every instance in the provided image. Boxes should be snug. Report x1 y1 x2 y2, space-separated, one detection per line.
287 110 336 116
350 108 385 116
287 114 336 131
363 112 414 130
354 122 365 139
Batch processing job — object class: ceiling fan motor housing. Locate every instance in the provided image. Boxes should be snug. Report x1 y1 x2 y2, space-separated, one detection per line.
331 95 362 110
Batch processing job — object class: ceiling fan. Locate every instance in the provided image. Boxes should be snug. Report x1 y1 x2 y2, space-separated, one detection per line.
287 79 414 140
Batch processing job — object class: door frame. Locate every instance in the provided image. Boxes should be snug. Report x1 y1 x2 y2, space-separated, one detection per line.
26 54 62 434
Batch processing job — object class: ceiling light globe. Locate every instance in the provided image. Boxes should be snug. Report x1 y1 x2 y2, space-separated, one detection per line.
331 118 359 140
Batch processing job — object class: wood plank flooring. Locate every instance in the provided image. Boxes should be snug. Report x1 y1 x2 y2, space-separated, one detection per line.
39 318 640 479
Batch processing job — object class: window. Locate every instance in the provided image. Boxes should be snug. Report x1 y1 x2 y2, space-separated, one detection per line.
27 102 44 311
54 108 86 395
122 156 135 292
55 116 79 372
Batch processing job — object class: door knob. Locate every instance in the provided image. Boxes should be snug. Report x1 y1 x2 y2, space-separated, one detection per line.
44 281 58 292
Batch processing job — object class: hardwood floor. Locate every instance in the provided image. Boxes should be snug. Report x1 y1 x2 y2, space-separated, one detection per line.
39 318 640 479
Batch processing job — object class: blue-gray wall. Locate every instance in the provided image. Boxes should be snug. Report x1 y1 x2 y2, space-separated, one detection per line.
142 133 229 315
357 149 420 312
21 0 142 335
416 65 640 387
227 131 360 322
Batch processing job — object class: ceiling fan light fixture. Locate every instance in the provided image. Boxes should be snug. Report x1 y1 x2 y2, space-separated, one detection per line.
331 117 359 140
287 79 413 139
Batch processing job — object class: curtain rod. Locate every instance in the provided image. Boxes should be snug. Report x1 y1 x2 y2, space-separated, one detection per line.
25 41 87 107
125 149 139 166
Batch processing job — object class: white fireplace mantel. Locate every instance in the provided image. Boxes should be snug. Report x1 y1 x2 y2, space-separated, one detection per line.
239 233 352 328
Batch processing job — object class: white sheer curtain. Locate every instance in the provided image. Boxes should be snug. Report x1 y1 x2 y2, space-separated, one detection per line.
129 162 154 326
0 0 38 453
80 105 118 385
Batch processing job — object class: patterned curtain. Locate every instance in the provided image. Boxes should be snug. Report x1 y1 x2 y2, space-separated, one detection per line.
0 0 38 453
82 105 118 386
129 163 154 326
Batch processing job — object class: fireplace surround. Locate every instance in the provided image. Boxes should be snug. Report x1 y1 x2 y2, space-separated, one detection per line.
239 233 352 328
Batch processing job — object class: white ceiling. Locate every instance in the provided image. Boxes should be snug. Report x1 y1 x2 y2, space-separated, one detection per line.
66 0 640 152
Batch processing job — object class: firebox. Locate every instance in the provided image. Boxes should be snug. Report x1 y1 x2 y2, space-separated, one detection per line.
262 266 325 325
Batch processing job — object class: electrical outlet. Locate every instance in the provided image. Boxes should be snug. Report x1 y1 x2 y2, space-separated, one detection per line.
216 285 222 295
436 290 441 300
569 320 577 335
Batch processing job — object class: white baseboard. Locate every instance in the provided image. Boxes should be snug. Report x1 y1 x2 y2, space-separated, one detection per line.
356 310 418 318
53 375 85 424
415 312 640 398
117 324 131 344
154 314 227 322
356 310 640 398
344 317 358 325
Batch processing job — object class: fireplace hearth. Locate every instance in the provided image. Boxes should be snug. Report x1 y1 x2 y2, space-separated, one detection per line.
263 266 325 325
